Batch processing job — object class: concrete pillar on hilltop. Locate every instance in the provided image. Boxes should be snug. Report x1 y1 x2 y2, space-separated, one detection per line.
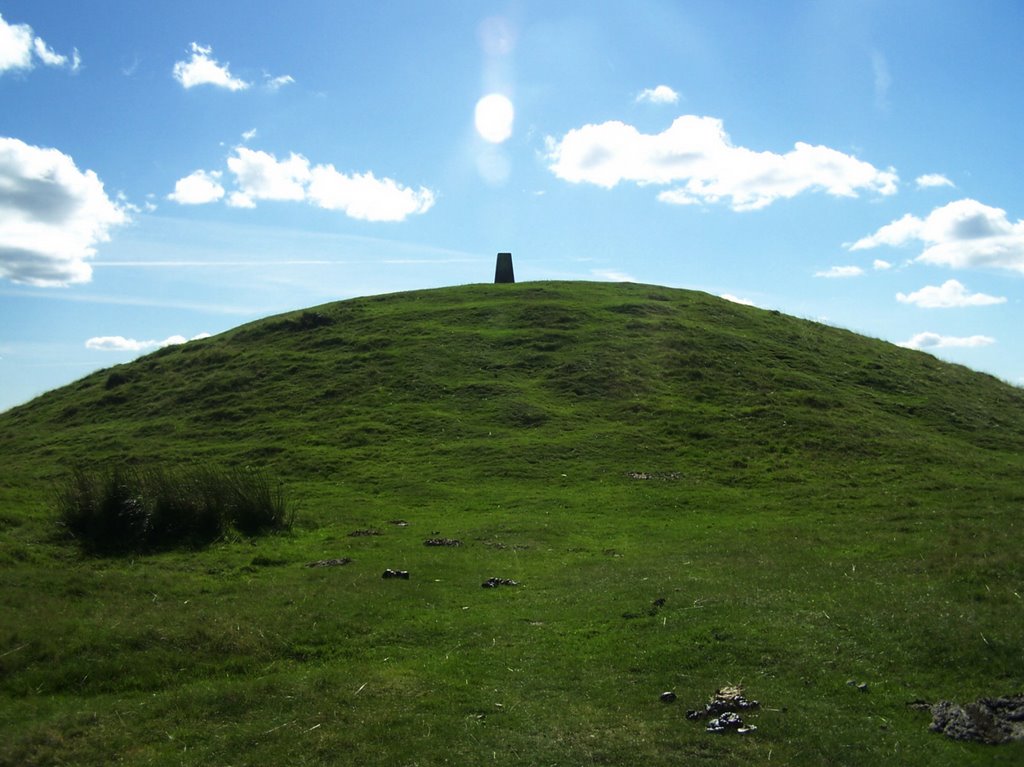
494 252 515 284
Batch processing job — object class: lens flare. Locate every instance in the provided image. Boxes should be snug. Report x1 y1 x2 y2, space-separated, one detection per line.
474 93 514 144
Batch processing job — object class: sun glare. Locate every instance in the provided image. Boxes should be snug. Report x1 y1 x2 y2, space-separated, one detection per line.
474 93 514 144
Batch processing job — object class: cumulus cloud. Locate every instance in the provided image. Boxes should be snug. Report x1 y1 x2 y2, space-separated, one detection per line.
873 259 893 270
227 147 309 205
0 137 128 287
815 265 864 278
916 173 954 189
899 332 995 350
86 332 210 352
167 169 224 205
171 146 435 222
850 198 1024 273
0 12 78 74
173 42 249 90
636 85 679 104
896 279 1005 308
307 165 435 222
546 115 898 211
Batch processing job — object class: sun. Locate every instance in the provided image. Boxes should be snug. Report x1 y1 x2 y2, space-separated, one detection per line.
474 93 514 144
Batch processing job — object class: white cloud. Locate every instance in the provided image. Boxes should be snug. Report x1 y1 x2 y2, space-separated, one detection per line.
241 128 257 142
227 147 309 202
32 36 67 67
916 173 954 189
173 146 436 222
721 293 756 306
873 259 892 270
172 42 249 91
899 332 995 350
0 12 78 73
0 137 128 287
636 85 679 104
265 74 294 91
815 265 864 278
850 198 1024 273
86 332 210 352
167 169 225 205
546 115 898 211
896 279 1006 308
307 166 435 222
872 51 891 111
590 269 636 282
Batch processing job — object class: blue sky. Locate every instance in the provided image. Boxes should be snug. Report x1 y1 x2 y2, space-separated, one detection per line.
2 1 1023 411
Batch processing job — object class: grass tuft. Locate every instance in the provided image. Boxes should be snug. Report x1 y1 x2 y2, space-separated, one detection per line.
56 465 290 553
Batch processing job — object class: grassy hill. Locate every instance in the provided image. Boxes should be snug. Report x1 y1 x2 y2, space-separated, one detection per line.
1 281 1023 765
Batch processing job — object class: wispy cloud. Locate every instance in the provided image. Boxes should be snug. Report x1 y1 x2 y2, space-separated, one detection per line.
546 115 898 211
899 332 995 350
591 269 636 282
815 265 864 278
850 198 1024 273
896 279 1005 308
872 51 891 111
636 85 679 104
0 287 259 315
173 42 249 90
720 293 756 306
265 74 294 91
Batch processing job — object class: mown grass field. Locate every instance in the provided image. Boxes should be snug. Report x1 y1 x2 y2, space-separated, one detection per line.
1 281 1023 765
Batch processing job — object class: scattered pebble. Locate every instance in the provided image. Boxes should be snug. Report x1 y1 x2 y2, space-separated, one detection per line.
382 569 410 580
389 520 409 526
660 691 677 703
348 529 381 537
424 538 462 547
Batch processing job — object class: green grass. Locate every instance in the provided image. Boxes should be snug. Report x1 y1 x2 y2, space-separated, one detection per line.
1 281 1023 765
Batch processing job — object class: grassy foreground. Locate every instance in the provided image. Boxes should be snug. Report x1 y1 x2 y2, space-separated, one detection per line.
1 281 1023 765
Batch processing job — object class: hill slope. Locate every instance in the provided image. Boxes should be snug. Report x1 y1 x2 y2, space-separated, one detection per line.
1 282 1023 766
3 281 1023 493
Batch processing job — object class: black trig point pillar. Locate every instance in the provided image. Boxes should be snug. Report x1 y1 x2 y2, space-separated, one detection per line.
494 252 515 284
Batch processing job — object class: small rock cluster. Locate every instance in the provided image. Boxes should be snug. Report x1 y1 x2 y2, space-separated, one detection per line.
305 557 352 568
929 694 1024 744
424 538 462 547
684 686 760 734
481 577 518 588
626 471 681 481
382 568 410 579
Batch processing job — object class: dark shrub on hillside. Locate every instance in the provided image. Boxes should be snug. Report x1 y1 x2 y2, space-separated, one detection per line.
57 466 291 554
